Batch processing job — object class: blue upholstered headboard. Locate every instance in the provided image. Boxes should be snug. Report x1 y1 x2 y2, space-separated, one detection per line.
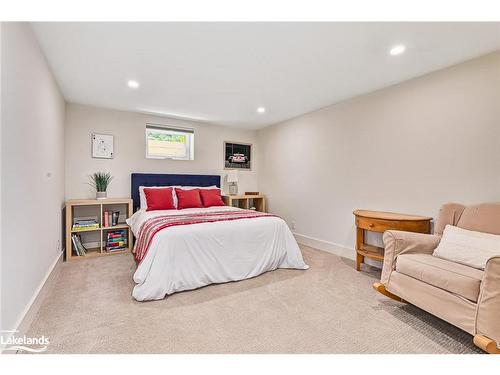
131 173 221 211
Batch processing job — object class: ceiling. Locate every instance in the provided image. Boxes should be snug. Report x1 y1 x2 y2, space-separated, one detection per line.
32 22 500 129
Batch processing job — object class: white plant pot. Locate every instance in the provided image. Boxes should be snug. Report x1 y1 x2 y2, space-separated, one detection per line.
96 191 107 200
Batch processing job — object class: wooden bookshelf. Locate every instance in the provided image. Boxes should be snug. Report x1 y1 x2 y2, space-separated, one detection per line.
65 198 133 261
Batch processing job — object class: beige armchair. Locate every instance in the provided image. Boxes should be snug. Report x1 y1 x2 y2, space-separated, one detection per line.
374 203 500 354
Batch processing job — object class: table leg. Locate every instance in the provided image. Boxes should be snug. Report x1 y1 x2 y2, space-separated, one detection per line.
356 227 364 271
356 253 364 271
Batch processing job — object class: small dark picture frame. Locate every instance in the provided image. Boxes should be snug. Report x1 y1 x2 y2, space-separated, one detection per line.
224 141 252 170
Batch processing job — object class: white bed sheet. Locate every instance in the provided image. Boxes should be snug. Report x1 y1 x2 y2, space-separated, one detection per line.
127 206 309 301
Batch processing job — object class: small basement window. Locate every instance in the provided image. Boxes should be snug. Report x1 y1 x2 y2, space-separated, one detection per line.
145 124 194 160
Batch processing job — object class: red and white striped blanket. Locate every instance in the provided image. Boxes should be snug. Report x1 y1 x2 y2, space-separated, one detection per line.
133 210 278 262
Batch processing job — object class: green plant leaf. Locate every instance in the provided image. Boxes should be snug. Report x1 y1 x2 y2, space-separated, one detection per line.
87 172 113 192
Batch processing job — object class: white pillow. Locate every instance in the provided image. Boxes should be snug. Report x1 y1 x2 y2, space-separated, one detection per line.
139 186 180 210
433 225 500 270
179 185 219 190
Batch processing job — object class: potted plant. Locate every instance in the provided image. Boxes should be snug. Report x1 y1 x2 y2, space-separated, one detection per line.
88 172 113 200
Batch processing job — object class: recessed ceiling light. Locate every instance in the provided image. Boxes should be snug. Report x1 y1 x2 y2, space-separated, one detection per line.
257 107 266 114
389 45 406 56
127 80 140 89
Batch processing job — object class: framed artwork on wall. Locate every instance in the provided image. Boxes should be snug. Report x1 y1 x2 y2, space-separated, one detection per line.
92 133 114 159
224 141 251 170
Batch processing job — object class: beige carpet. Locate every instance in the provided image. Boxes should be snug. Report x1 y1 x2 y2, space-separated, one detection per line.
25 245 481 354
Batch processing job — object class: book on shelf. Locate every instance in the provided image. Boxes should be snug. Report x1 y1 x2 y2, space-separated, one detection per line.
108 241 126 246
71 233 88 256
72 224 100 231
72 218 99 231
74 219 98 225
107 247 126 252
71 234 80 256
105 229 128 252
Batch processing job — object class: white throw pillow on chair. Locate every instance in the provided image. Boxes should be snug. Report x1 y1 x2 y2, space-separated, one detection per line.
433 225 500 270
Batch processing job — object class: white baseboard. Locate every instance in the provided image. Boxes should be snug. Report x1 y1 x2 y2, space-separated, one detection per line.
293 232 382 268
293 232 355 260
1 251 63 353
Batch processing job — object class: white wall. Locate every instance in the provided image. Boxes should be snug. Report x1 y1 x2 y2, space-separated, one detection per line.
0 23 65 333
65 103 259 200
0 22 3 336
258 52 500 258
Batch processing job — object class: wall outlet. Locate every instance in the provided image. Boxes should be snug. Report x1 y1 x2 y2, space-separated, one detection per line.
290 221 296 231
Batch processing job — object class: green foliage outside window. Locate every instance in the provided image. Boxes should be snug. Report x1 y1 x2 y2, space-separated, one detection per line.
147 132 186 143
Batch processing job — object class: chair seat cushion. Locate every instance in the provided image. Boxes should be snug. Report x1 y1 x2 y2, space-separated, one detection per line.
395 253 484 302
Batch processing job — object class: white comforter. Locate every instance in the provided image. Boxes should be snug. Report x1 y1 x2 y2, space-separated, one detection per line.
127 206 308 301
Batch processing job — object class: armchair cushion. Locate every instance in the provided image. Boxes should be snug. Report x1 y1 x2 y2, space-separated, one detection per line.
381 230 441 284
458 203 500 235
396 254 483 302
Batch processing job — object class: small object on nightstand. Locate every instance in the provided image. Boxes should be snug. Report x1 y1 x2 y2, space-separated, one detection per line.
227 170 239 195
353 209 432 271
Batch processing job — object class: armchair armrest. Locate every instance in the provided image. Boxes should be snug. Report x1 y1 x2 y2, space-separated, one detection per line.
380 230 441 284
476 256 500 349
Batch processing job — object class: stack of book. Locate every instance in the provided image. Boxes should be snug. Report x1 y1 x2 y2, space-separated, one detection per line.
72 218 99 231
71 234 88 256
106 229 127 252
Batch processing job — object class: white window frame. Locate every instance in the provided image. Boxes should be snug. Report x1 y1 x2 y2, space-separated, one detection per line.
145 124 195 160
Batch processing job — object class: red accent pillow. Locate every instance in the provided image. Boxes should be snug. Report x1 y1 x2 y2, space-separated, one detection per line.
144 187 175 211
175 188 203 209
200 189 225 207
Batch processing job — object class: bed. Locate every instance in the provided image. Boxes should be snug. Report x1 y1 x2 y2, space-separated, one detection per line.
128 173 309 301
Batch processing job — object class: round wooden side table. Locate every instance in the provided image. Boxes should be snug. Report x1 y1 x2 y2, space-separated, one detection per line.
353 209 432 271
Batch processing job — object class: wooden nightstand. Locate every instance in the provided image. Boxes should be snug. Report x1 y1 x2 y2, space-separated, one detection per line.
353 209 432 271
222 194 266 212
